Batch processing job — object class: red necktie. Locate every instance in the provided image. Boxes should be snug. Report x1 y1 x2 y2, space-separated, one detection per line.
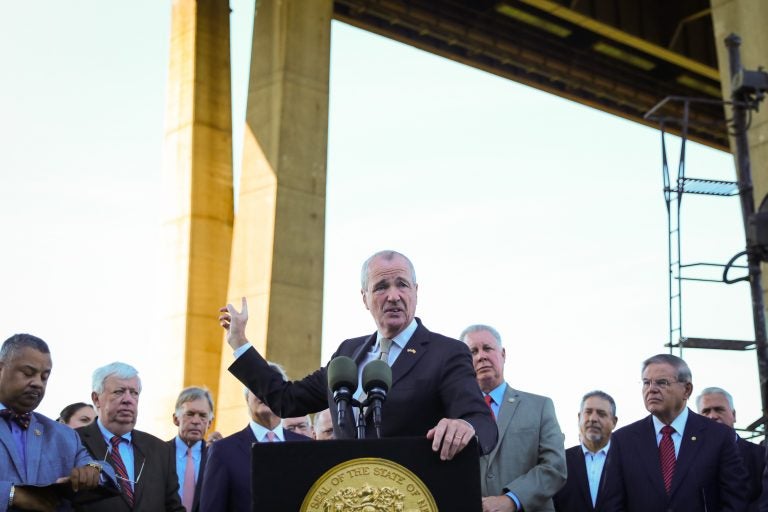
0 409 31 430
109 436 135 506
484 395 496 420
659 425 676 494
266 431 278 442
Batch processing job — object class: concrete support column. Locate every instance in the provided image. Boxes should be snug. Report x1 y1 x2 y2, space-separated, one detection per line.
711 0 768 417
215 0 332 431
157 0 234 436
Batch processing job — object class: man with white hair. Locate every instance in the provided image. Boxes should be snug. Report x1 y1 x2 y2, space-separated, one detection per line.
462 324 566 512
199 362 311 512
697 386 764 511
76 362 185 512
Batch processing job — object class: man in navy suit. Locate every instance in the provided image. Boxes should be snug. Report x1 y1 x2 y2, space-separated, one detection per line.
199 363 311 512
603 353 748 511
168 387 217 512
554 390 618 512
0 333 105 511
697 386 765 511
219 250 497 459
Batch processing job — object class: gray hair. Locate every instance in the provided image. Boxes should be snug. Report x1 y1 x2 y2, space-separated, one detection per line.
243 361 288 398
459 324 502 347
92 362 142 394
641 354 692 383
360 250 417 290
580 390 617 418
696 386 734 411
175 386 215 419
0 334 50 362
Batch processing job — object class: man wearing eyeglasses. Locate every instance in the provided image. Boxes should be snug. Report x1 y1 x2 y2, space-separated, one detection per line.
0 334 110 511
76 362 185 512
602 353 747 512
696 387 764 511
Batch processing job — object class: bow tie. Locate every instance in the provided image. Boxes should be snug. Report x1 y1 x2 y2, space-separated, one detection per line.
0 409 32 430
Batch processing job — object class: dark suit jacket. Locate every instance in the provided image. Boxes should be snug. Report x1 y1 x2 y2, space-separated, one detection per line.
738 436 765 511
75 421 185 512
602 410 748 512
198 426 310 512
165 438 207 512
229 318 497 454
553 444 610 512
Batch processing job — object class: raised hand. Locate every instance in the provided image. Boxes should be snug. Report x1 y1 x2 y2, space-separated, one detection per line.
218 297 249 350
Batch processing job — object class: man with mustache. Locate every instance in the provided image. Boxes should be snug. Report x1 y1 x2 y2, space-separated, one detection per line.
0 333 107 511
76 362 185 512
462 324 566 512
553 391 618 512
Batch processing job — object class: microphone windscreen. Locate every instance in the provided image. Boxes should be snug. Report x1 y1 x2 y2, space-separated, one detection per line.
362 359 392 393
327 356 358 392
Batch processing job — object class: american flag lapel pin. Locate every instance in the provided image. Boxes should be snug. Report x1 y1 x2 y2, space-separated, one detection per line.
407 348 416 354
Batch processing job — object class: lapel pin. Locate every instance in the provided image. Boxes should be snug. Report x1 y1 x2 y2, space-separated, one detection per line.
34 429 41 436
691 436 697 441
508 398 515 403
407 348 416 354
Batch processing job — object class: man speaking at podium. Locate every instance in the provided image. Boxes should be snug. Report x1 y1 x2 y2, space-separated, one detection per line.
219 250 497 460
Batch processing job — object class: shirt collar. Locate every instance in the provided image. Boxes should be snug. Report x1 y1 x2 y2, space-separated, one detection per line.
486 381 507 405
652 406 688 435
96 417 132 443
174 435 202 454
581 439 611 456
249 420 285 442
376 318 418 350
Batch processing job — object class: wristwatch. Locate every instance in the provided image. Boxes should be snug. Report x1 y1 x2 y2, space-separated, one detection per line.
8 484 15 507
86 462 103 472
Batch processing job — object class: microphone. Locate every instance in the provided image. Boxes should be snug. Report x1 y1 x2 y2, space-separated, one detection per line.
362 359 392 439
327 356 358 432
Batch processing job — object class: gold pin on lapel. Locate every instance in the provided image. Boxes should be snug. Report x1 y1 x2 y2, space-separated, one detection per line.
407 348 416 354
34 429 41 436
691 436 697 442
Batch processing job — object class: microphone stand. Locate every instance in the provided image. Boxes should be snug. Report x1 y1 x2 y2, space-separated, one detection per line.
355 399 367 439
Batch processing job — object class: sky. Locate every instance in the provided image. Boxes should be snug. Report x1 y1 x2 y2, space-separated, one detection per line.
0 1 760 446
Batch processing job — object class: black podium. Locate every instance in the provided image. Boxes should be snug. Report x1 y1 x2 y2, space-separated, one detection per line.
251 436 482 511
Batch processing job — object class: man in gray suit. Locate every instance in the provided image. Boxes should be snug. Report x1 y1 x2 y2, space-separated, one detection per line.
462 325 567 512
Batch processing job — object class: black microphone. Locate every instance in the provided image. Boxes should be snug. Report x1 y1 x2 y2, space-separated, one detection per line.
362 359 392 439
327 356 358 432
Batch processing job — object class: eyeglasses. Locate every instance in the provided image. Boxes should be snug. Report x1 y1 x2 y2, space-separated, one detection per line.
103 445 146 485
641 378 681 390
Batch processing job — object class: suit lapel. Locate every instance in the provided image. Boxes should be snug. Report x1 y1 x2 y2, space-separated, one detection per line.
0 416 25 480
391 324 429 387
634 416 669 502
131 431 146 508
572 449 594 510
486 386 519 464
25 414 44 483
670 410 704 498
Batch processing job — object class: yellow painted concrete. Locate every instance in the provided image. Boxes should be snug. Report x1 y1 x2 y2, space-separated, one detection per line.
155 0 234 439
215 0 333 434
711 0 768 416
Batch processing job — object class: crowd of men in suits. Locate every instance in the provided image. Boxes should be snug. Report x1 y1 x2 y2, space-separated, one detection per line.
2 249 768 511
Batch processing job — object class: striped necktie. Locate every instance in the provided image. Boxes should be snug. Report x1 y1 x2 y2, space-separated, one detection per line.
109 436 135 506
659 425 676 494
